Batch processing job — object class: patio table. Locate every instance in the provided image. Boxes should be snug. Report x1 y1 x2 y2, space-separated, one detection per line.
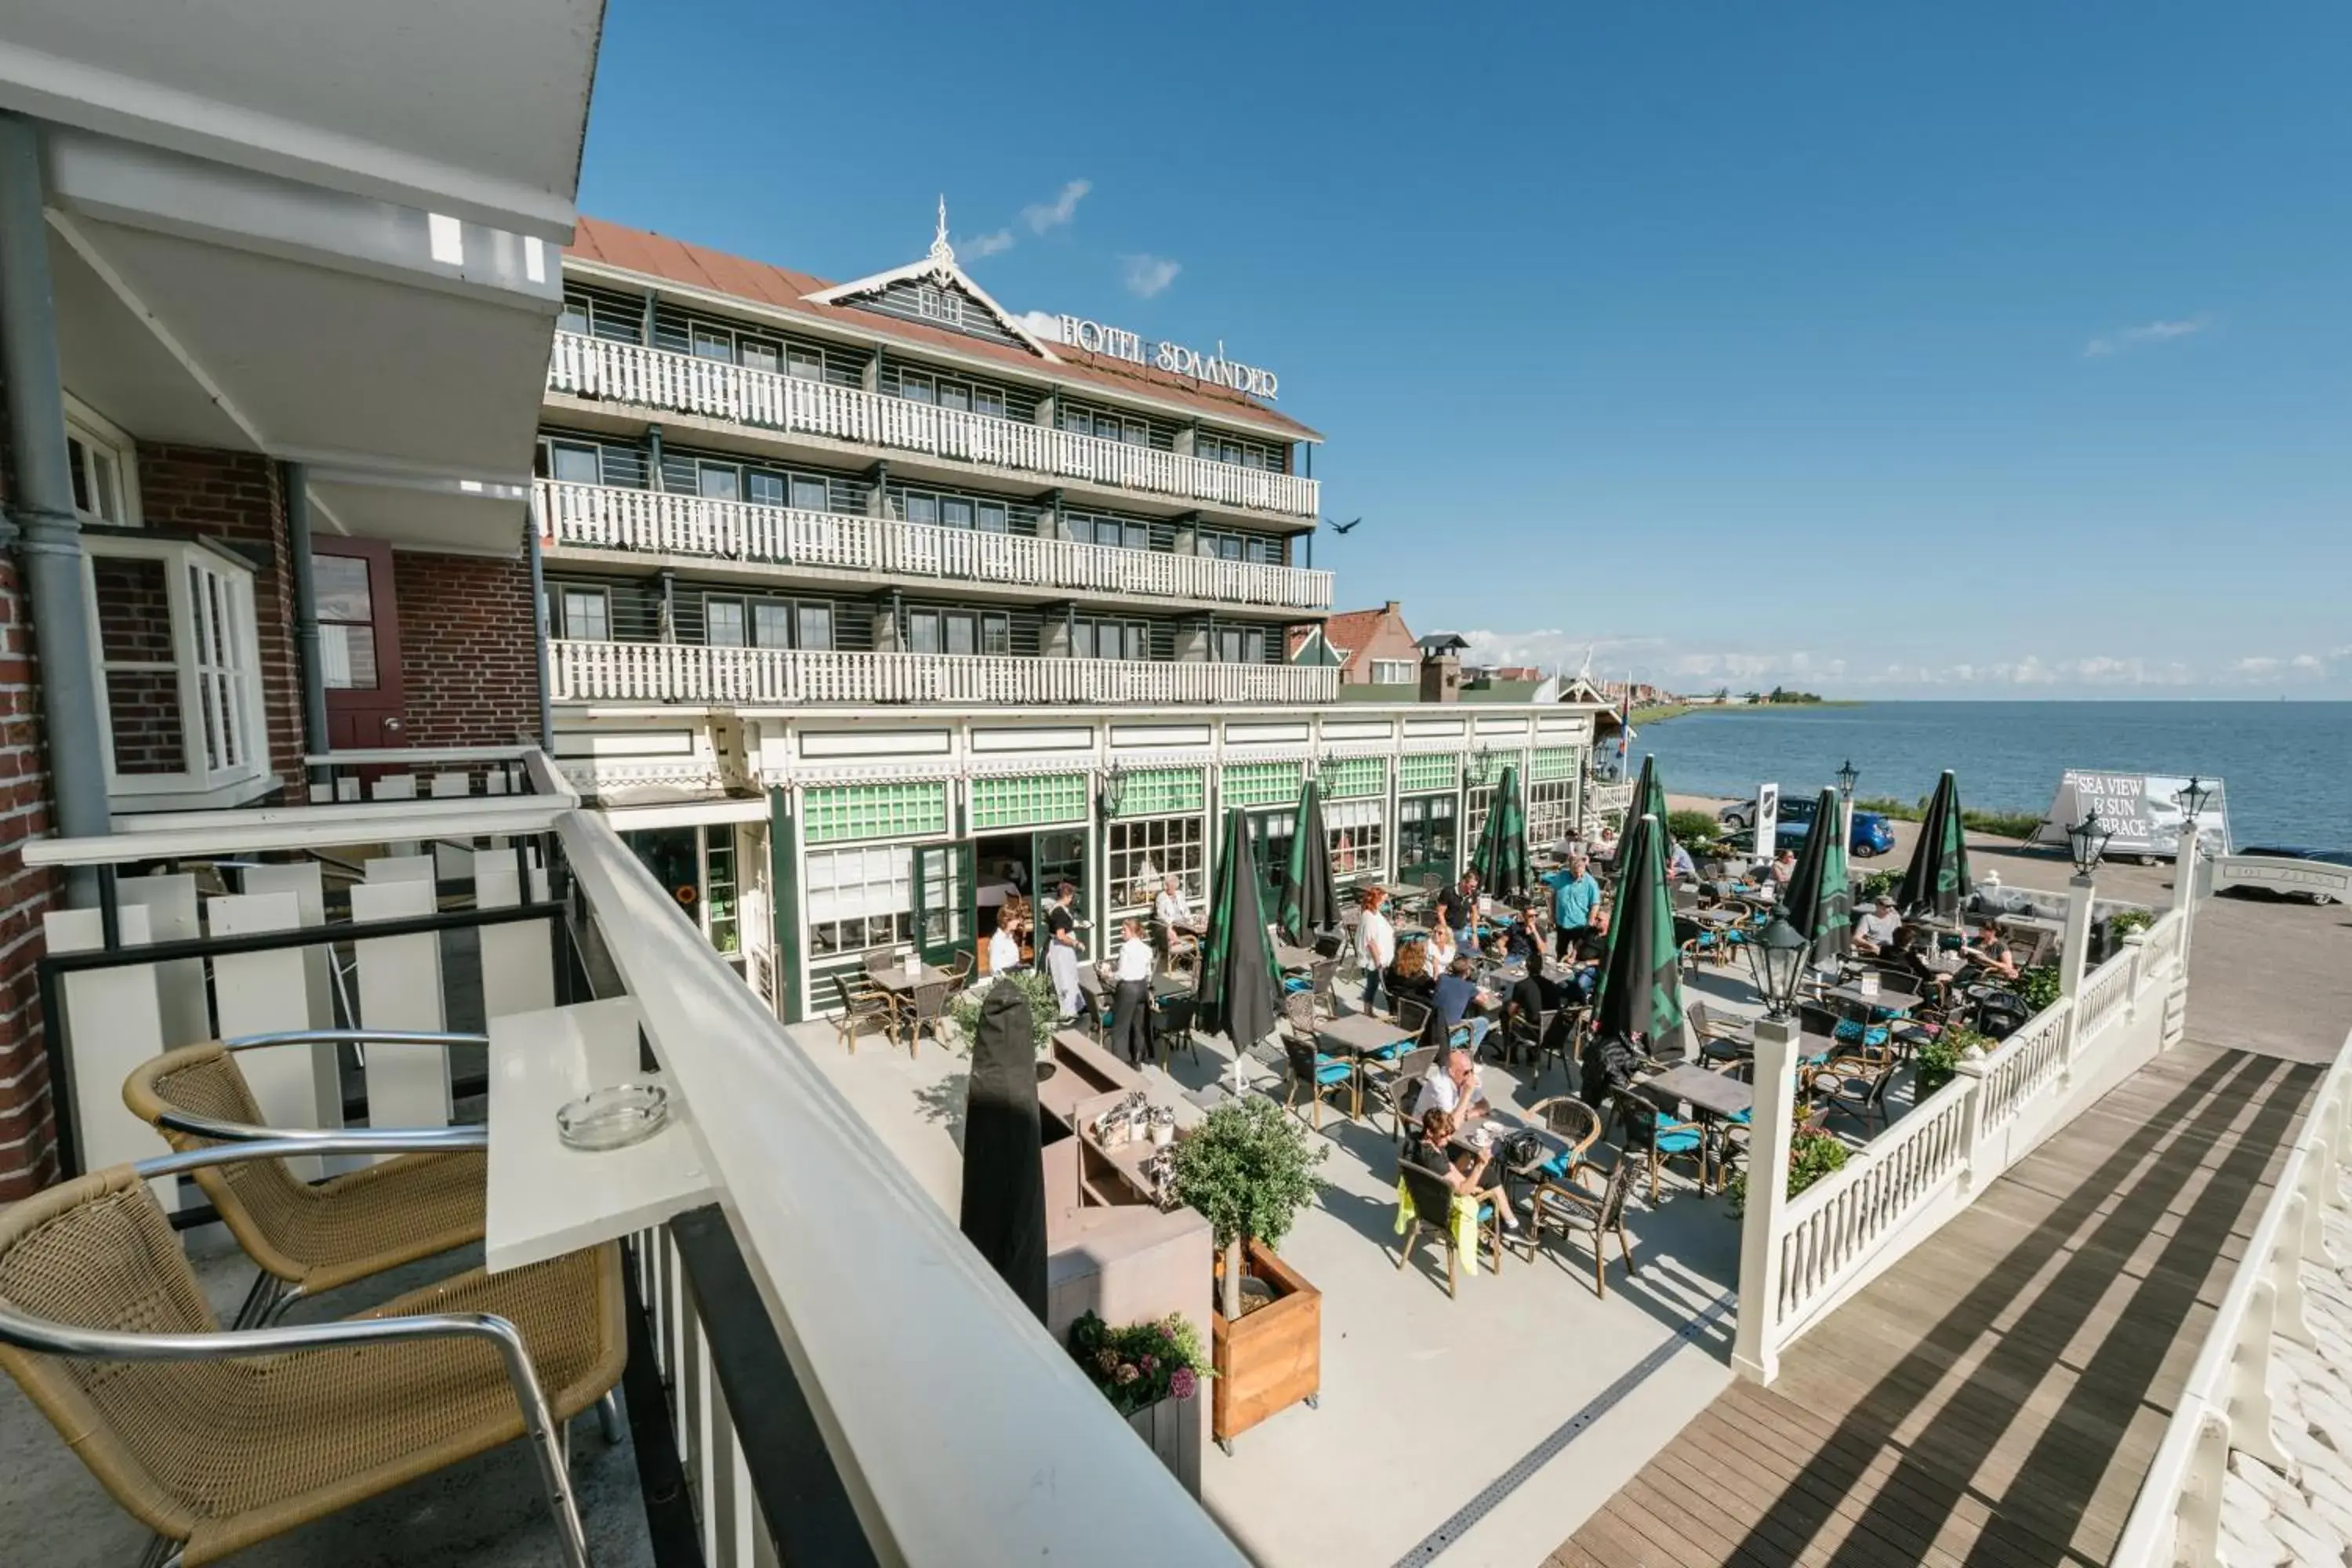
1826 980 1922 1016
1271 942 1319 973
1637 1064 1755 1194
865 956 954 994
1316 1011 1417 1061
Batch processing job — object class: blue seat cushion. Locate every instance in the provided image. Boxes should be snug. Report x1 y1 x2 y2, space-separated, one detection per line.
1541 1150 1581 1178
1656 1129 1704 1154
1477 1202 1495 1221
1363 1040 1406 1061
1832 1019 1891 1047
1283 978 1312 993
1727 1109 1751 1125
1313 1061 1353 1085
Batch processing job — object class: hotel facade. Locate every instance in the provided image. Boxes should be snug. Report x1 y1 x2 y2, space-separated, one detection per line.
530 212 1606 1020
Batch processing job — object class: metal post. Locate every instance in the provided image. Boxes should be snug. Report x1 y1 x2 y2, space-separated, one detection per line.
526 497 554 750
0 112 107 907
282 464 332 789
1730 1012 1798 1385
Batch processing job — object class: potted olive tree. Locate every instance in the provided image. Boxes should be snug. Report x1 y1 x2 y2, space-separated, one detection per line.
1169 1097 1325 1452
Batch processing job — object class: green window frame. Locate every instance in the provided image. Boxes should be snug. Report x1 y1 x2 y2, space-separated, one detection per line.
1112 767 1205 818
971 773 1088 831
1399 753 1460 794
1221 760 1303 810
1467 750 1519 787
1319 755 1387 800
1531 746 1578 782
803 781 949 845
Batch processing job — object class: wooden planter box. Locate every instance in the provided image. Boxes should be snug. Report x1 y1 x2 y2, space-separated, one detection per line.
1125 1394 1203 1497
1210 1240 1319 1452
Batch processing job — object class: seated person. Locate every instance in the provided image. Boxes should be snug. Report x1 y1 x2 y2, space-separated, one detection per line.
1961 918 2020 984
1501 968 1550 1059
1855 894 1903 953
1763 848 1798 890
1403 1108 1516 1231
1886 924 1951 1002
1665 838 1699 883
1387 936 1437 1008
1417 1040 1492 1126
1424 924 1459 980
1432 956 1501 1058
1501 906 1545 969
1574 1029 1646 1116
1153 874 1200 937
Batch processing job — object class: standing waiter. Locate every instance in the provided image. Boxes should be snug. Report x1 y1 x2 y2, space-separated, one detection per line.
1044 880 1086 1019
1107 916 1156 1065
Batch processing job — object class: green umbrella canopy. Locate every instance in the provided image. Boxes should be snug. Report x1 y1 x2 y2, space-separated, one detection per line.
1470 764 1530 902
1783 786 1852 966
1279 778 1340 944
1896 770 1973 921
1592 811 1684 1046
1195 808 1283 1054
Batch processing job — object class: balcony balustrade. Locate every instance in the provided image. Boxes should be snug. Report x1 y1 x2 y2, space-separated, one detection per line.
549 638 1339 708
547 332 1319 518
538 479 1334 611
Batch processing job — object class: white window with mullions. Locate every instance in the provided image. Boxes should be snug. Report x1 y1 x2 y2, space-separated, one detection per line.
804 844 917 964
1370 659 1416 685
82 535 267 803
1528 775 1576 849
1326 797 1388 883
1109 813 1207 913
561 587 610 642
65 397 140 527
908 608 1007 657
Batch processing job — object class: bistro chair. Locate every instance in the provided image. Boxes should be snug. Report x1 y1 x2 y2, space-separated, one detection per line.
945 949 977 994
1526 1003 1587 1086
121 1033 490 1328
1395 1160 1504 1299
1150 918 1199 980
1376 1046 1441 1145
861 943 898 974
906 977 953 1057
1519 1095 1604 1192
1281 1029 1356 1130
1151 995 1202 1069
1620 1094 1708 1203
1687 1000 1757 1063
1528 1150 1638 1300
0 1138 624 1568
1308 957 1341 1021
1811 1051 1897 1133
832 973 902 1054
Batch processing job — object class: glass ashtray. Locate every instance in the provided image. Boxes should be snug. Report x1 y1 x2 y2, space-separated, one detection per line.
556 1082 671 1152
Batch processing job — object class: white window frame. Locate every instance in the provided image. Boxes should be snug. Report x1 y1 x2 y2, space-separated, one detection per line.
65 396 141 528
1370 659 1416 685
561 587 610 642
82 535 269 806
1325 797 1388 884
1108 811 1207 916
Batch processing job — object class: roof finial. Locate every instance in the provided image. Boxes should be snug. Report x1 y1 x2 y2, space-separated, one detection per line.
929 193 954 269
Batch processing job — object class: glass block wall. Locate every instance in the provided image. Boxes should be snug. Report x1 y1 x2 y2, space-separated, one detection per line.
803 781 949 844
1221 760 1304 809
971 772 1087 831
1398 752 1460 794
1319 755 1387 799
1111 767 1205 818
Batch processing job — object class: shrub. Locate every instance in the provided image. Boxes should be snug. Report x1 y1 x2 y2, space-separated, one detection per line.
1171 1097 1327 1319
2018 964 2061 1012
1666 809 1722 848
2110 908 2154 937
1858 868 1902 901
1725 1123 1852 1214
1066 1311 1209 1415
948 968 1061 1057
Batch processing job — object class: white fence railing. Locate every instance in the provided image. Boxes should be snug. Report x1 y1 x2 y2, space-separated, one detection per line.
537 479 1333 611
1742 908 2190 1377
550 639 1340 708
546 333 1319 518
1587 779 1636 819
2113 1021 2352 1567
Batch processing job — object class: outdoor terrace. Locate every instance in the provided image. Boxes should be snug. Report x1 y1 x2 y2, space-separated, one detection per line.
546 333 1321 521
537 478 1334 612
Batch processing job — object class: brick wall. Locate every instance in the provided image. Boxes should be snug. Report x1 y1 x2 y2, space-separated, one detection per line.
0 436 60 1197
392 551 539 746
89 557 183 775
135 446 303 783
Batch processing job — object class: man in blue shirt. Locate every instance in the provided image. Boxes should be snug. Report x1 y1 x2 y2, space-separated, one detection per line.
1431 956 1497 1058
1548 853 1600 961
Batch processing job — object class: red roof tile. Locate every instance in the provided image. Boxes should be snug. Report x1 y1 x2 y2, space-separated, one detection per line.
566 216 1319 443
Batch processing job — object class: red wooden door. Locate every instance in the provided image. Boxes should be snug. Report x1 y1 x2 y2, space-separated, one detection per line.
311 539 407 751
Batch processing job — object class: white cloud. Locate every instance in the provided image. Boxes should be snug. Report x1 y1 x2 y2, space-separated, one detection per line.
1022 179 1091 234
2084 316 2209 358
1121 254 1181 299
2231 655 2283 676
963 228 1015 259
1016 310 1065 345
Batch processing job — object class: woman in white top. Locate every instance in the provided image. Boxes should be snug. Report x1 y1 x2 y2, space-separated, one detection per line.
986 904 1024 975
1424 924 1458 983
1107 916 1156 1065
1357 887 1397 1015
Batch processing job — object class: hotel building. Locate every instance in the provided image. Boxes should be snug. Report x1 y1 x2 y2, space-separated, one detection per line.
529 211 1606 1019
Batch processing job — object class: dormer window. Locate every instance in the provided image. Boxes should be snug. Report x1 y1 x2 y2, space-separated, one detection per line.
915 282 963 328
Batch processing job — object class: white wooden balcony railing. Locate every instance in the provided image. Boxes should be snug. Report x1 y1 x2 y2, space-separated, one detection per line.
550 639 1340 707
538 480 1333 611
546 333 1319 518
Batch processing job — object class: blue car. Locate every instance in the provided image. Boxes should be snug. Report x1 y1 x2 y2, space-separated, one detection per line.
1718 795 1896 857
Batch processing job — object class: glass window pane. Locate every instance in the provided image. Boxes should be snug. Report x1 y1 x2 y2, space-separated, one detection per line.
1072 622 1095 660
982 614 1010 656
938 381 971 412
978 503 1008 534
707 600 746 647
753 601 793 648
909 611 941 655
550 443 601 485
558 300 590 335
902 492 938 526
901 372 935 404
698 463 739 501
941 498 974 531
945 614 976 655
312 554 373 622
975 387 1006 419
786 347 822 381
562 590 608 642
321 622 378 689
790 476 829 512
797 603 833 651
692 326 733 362
748 472 785 507
739 339 780 373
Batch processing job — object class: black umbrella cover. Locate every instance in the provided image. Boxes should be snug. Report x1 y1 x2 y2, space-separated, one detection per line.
959 979 1048 1322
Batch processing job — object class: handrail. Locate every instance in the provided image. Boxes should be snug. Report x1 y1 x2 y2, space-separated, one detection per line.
556 808 1242 1564
301 746 532 766
2112 1021 2352 1566
30 795 569 864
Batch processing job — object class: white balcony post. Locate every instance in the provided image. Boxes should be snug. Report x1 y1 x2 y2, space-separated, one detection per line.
1731 1013 1800 1385
2173 819 2202 968
1953 1044 1993 1190
2056 872 2096 1081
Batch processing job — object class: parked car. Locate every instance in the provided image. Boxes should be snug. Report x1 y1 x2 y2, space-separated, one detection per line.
1717 795 1896 858
1719 822 1812 860
2224 846 2351 906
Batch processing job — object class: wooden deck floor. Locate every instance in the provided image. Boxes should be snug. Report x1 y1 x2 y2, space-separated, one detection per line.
1550 1040 2322 1567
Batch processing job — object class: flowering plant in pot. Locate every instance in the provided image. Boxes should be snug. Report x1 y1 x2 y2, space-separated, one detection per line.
1066 1311 1209 1416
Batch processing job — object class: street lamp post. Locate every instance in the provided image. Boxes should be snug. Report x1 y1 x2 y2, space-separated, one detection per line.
1835 758 1859 866
1731 913 1811 1386
2172 775 2212 963
2060 811 2111 1000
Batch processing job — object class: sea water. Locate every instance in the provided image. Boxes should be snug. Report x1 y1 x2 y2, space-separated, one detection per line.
1627 700 2350 848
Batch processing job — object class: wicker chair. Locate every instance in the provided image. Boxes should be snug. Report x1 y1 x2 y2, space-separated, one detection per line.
122 1033 489 1328
1377 1046 1441 1144
832 973 902 1054
1528 1150 1638 1299
906 978 953 1057
1810 1051 1897 1133
1282 1029 1356 1129
1396 1160 1503 1298
1151 995 1201 1069
0 1138 622 1568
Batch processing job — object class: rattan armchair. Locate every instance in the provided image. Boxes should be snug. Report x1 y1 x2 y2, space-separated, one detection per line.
832 973 902 1054
0 1138 623 1568
1527 1151 1637 1299
122 1032 491 1328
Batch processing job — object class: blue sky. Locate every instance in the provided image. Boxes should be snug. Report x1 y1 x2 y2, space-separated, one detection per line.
578 1 2351 699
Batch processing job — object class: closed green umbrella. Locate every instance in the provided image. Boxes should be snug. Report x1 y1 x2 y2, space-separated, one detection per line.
1592 811 1683 1047
1279 778 1339 945
1195 807 1283 1062
1782 786 1851 966
1632 752 1670 842
1469 764 1530 902
958 980 1047 1321
1897 769 1972 922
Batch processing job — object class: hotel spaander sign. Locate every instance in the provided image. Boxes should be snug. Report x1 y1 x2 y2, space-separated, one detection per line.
1054 315 1280 400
